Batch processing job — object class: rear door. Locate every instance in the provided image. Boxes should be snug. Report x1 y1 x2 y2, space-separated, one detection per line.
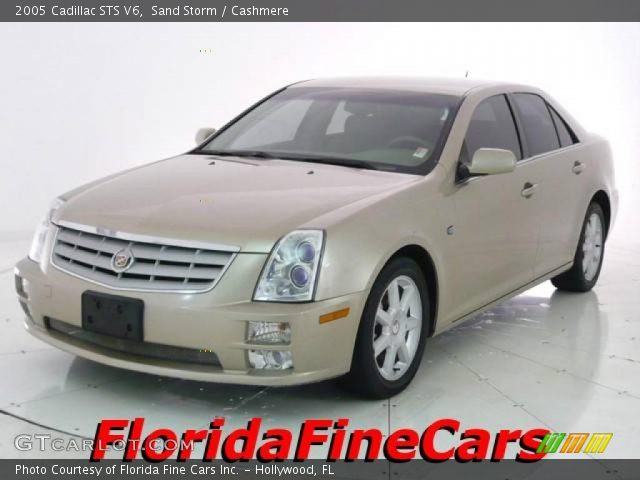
450 94 542 320
510 93 582 276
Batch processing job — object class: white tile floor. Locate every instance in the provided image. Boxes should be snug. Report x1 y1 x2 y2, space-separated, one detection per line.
1 211 638 460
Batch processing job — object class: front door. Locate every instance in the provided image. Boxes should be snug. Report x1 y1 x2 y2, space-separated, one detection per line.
448 94 541 321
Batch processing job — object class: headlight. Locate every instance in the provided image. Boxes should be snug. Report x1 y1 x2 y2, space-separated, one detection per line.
253 230 324 302
28 198 65 263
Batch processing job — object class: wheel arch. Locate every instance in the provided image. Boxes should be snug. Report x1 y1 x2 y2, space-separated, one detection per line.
387 244 439 337
591 190 611 238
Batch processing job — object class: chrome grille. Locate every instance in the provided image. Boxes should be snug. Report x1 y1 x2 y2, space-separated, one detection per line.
51 225 236 292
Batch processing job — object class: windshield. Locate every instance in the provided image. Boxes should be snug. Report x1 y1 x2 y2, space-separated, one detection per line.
197 87 461 174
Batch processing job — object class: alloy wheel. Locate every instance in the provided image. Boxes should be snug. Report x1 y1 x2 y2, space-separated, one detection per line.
582 212 603 282
372 275 422 381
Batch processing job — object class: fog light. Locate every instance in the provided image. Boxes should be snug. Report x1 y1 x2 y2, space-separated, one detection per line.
247 321 291 345
248 349 293 370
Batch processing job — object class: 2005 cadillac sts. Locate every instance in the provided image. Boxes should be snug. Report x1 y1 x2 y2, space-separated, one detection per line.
15 78 617 398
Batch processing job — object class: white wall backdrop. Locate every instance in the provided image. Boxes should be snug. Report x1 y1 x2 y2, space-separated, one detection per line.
1 23 639 235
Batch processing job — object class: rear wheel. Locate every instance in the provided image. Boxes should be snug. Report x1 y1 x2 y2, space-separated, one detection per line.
551 202 606 292
341 257 429 399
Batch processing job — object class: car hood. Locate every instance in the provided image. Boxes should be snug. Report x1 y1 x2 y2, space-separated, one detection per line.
57 154 418 252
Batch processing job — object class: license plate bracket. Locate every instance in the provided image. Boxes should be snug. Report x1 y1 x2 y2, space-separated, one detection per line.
81 291 144 341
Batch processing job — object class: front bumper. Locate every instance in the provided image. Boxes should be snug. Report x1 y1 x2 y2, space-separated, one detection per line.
15 256 366 386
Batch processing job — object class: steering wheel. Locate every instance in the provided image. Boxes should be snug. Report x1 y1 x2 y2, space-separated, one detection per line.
386 135 429 150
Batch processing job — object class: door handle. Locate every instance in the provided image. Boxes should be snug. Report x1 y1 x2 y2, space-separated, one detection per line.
572 161 586 174
521 182 538 198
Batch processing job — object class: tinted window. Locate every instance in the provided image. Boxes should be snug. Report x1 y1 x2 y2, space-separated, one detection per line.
549 107 576 148
512 93 560 156
461 94 521 166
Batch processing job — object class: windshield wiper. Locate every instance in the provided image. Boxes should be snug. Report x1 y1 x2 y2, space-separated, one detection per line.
196 150 379 170
197 150 280 159
281 155 379 171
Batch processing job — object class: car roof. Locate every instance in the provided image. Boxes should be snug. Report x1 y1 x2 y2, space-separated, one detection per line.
290 76 519 96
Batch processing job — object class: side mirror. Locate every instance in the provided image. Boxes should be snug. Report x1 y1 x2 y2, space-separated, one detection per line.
468 148 516 176
195 127 216 145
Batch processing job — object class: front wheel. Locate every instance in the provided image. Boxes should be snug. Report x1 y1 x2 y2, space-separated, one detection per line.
551 202 606 292
341 257 429 399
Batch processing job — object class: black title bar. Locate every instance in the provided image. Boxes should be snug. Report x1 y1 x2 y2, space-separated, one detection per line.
4 0 640 22
5 459 640 479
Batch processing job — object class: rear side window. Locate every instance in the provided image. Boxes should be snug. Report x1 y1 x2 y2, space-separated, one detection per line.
512 93 560 156
461 94 521 165
549 107 577 148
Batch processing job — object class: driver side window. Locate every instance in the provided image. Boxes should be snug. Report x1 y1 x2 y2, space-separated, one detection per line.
459 95 522 172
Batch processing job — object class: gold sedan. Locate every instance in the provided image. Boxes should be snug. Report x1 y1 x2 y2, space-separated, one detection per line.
15 77 617 398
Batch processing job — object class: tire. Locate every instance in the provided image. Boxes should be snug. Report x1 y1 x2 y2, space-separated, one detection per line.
551 202 606 292
341 257 429 399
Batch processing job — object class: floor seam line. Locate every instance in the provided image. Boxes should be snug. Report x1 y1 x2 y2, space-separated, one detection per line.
6 374 142 409
464 336 640 400
0 348 54 357
436 345 635 472
225 387 269 412
435 345 553 430
0 409 93 441
463 328 640 364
